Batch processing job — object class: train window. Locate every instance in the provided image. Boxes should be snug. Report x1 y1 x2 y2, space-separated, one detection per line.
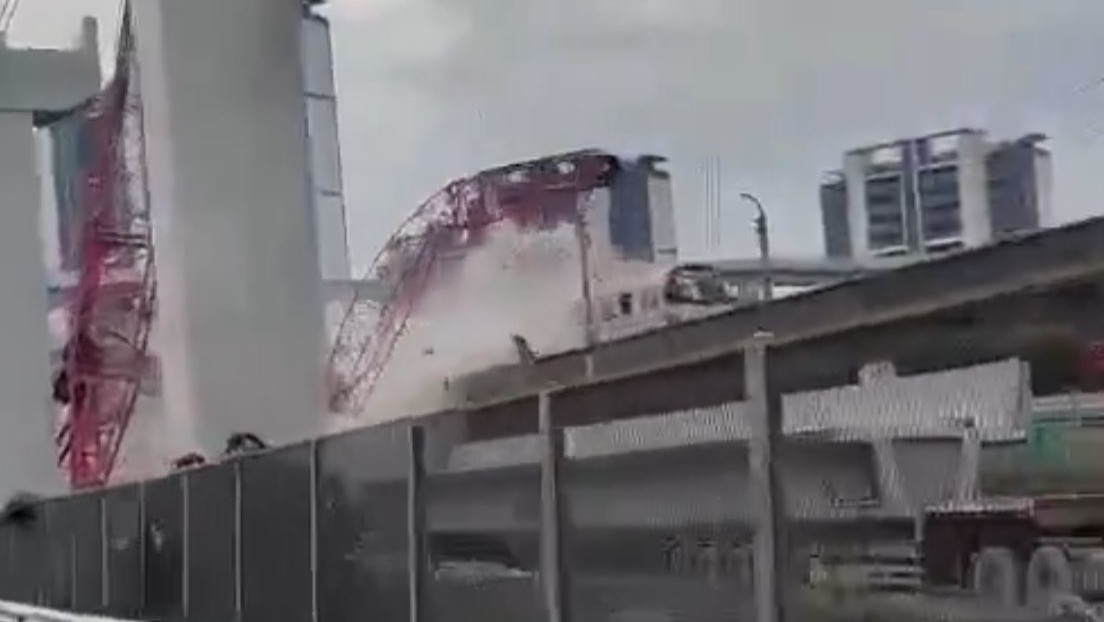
599 298 617 321
429 531 533 577
618 292 633 316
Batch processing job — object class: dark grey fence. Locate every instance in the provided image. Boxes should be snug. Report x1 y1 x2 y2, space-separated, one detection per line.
0 388 783 622
0 372 1024 622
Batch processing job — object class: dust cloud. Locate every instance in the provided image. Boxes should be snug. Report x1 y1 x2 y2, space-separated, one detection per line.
358 221 589 424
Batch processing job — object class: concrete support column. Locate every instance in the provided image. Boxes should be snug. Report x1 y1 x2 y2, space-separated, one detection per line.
539 392 569 622
956 131 992 248
843 152 870 261
0 20 100 499
0 112 64 500
133 0 326 457
871 438 908 514
746 332 785 622
955 426 981 503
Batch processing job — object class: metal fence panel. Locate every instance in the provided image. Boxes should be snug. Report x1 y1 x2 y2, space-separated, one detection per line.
4 526 25 605
0 526 12 601
424 417 545 622
69 494 103 613
184 463 237 622
0 521 44 605
141 475 184 621
41 499 75 610
239 444 313 622
103 485 142 618
7 506 50 607
316 424 410 622
564 444 751 622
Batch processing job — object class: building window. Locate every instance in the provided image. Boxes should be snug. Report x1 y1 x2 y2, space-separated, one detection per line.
925 218 961 239
870 230 905 249
865 175 904 250
618 293 634 316
599 298 617 321
925 239 963 253
918 166 961 242
873 246 909 258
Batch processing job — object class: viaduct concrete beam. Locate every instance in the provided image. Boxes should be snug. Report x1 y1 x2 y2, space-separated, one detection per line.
454 217 1104 409
0 18 101 114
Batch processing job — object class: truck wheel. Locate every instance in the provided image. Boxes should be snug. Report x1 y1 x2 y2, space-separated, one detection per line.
971 546 1021 607
1026 545 1073 609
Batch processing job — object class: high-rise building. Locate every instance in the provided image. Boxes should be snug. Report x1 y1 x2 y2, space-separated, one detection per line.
43 9 349 281
302 9 350 281
820 129 1052 260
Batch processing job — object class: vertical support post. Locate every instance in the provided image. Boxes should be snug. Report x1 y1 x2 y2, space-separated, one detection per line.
181 473 190 620
955 422 980 504
539 391 569 622
871 439 908 515
309 440 320 622
234 461 244 622
740 192 772 302
6 526 14 602
745 332 785 622
0 111 67 502
34 505 45 606
755 214 773 303
574 203 598 349
138 483 147 614
70 532 77 609
100 495 109 611
407 425 426 622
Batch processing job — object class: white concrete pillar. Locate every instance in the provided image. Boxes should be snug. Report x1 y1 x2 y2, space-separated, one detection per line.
0 21 100 499
132 0 326 457
955 426 982 503
843 151 871 260
956 131 992 248
1034 150 1054 229
0 112 64 500
871 438 908 514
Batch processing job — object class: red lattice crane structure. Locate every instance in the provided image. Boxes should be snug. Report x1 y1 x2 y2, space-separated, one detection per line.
327 150 617 416
52 6 157 490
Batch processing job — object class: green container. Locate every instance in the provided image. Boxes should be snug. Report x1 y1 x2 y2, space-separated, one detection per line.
1028 418 1073 469
982 419 1104 496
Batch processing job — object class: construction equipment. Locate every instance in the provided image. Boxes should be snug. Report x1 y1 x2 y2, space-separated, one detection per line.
326 150 616 417
52 5 156 490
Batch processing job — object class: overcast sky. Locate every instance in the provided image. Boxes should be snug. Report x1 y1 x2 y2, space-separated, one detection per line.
11 0 1104 271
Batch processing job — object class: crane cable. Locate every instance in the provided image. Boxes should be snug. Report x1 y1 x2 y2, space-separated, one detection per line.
0 0 22 33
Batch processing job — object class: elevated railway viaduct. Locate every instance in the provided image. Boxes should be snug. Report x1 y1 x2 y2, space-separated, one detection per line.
445 216 1104 440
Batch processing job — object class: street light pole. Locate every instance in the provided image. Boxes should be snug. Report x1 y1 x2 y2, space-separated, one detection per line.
740 192 773 302
746 331 785 622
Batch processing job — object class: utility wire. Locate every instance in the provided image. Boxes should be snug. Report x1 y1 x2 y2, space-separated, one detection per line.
0 0 22 33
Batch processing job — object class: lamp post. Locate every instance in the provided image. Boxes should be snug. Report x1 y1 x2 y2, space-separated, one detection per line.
739 192 773 302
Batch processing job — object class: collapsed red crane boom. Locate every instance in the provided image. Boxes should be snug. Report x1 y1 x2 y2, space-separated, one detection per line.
55 4 156 489
327 150 617 417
